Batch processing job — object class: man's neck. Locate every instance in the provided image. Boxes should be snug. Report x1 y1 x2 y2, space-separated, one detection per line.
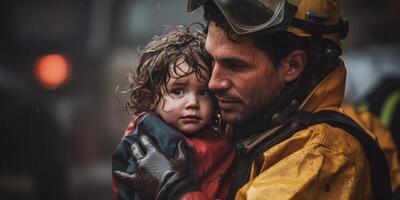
232 112 274 141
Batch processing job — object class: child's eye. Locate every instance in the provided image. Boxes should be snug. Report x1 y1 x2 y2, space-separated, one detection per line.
199 90 210 96
171 88 184 96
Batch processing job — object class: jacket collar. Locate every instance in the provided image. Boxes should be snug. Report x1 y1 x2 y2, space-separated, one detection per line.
235 63 347 154
300 62 346 112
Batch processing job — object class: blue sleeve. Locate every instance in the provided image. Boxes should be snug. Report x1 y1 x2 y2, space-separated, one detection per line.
111 113 194 200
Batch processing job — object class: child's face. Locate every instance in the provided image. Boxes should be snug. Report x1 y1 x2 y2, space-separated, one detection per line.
156 62 213 135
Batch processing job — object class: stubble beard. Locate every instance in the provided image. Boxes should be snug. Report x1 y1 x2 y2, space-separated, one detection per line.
220 109 248 124
221 84 283 126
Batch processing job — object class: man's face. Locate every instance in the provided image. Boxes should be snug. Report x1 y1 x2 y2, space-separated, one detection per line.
206 21 286 124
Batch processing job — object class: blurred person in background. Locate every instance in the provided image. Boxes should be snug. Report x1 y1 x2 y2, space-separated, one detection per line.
343 0 400 152
343 0 400 199
341 104 400 195
343 1 400 196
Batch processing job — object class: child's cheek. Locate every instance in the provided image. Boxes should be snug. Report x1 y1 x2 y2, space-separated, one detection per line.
160 97 182 113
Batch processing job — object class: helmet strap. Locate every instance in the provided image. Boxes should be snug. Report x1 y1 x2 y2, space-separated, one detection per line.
290 15 349 40
290 12 347 76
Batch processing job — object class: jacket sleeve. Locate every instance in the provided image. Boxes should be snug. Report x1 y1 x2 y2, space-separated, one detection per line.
235 125 372 200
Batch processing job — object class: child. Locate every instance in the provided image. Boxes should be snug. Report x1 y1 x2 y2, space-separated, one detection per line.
112 25 235 200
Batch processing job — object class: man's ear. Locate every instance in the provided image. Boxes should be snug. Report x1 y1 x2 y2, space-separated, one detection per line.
280 49 307 82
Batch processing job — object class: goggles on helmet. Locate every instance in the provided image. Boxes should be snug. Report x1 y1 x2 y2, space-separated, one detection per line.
188 0 298 34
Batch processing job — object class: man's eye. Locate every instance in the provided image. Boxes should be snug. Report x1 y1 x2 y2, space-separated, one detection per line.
171 88 184 96
229 63 246 71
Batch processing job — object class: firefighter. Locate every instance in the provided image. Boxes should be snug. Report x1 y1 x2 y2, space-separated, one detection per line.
114 0 392 199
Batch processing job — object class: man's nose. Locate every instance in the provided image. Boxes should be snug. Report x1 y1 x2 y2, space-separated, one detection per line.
185 93 200 109
208 64 230 92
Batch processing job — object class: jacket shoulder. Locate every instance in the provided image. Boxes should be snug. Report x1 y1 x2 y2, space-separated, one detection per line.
239 123 372 199
305 122 367 160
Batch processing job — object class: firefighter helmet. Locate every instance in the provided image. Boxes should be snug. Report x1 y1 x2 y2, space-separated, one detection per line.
187 0 348 46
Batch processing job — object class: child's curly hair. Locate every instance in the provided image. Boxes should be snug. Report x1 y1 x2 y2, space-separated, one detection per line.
126 24 212 115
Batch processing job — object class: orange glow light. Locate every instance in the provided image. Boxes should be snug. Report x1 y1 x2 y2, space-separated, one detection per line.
35 54 70 89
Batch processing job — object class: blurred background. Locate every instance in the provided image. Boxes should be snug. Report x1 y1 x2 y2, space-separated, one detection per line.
0 0 202 199
0 0 399 200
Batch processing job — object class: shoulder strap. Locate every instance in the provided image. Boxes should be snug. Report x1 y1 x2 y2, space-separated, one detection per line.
228 110 392 200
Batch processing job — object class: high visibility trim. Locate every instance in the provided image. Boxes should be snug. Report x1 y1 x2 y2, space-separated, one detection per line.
357 101 370 112
381 89 400 128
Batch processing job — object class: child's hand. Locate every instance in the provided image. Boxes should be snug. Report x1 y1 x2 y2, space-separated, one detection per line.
113 134 198 200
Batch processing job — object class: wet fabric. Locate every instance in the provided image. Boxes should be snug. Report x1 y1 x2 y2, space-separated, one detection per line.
342 104 400 191
234 65 375 200
112 113 235 200
112 113 189 200
180 65 387 200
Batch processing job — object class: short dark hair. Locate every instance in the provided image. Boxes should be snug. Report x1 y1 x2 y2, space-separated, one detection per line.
126 24 211 115
203 2 309 67
203 1 340 119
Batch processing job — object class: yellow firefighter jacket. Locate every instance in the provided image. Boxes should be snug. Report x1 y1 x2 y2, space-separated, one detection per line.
235 65 375 200
342 104 400 191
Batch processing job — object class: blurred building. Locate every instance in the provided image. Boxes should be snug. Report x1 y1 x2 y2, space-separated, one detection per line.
0 0 202 200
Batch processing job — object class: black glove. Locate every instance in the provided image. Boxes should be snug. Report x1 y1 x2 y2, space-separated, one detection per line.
113 134 198 200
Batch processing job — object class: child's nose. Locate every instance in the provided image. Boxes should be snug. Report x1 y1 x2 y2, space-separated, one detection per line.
185 94 199 109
